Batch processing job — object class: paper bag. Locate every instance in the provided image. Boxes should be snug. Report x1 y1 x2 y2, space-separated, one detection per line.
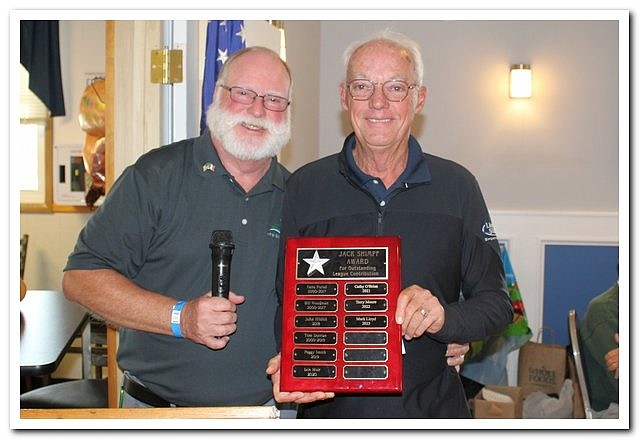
517 340 567 396
473 385 523 418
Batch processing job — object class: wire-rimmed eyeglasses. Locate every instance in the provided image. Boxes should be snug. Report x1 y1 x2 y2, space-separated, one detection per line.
219 85 290 112
346 79 417 102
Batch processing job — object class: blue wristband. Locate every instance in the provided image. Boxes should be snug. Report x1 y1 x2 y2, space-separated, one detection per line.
171 300 186 338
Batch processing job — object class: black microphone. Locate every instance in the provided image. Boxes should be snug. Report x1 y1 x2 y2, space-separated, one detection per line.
209 230 235 298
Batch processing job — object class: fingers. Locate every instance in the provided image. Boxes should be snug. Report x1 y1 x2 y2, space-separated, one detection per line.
396 285 445 339
290 391 335 405
604 334 619 376
181 294 242 347
203 335 231 350
605 347 619 372
446 343 469 367
228 291 246 305
266 353 281 376
267 353 335 404
273 390 333 404
267 353 283 400
446 342 470 358
447 355 466 367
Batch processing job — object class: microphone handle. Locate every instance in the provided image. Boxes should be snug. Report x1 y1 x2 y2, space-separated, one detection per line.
212 247 232 298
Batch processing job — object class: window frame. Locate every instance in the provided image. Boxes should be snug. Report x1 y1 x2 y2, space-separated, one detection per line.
19 116 53 213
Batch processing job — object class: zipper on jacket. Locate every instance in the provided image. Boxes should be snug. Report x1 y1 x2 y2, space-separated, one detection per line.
377 210 384 235
340 167 416 236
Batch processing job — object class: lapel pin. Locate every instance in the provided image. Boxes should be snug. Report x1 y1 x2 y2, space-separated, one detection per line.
202 162 215 173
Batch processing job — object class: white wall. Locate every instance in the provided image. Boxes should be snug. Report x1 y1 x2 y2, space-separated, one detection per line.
20 21 105 291
317 20 619 213
279 21 322 172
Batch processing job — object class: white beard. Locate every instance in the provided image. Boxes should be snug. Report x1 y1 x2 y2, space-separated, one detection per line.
206 101 291 161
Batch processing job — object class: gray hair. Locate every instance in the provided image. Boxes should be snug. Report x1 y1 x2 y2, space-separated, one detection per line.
342 29 424 87
213 46 292 102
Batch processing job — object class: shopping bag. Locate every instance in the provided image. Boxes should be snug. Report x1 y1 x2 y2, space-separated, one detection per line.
517 330 567 396
463 244 532 385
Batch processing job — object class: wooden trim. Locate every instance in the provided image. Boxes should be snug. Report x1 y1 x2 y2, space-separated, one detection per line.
51 204 94 213
20 116 53 213
106 326 118 408
20 406 280 419
105 20 115 192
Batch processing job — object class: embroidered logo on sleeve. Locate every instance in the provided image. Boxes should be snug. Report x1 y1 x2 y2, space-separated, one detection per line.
482 222 498 241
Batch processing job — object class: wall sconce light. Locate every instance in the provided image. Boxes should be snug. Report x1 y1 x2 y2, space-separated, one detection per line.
510 63 532 98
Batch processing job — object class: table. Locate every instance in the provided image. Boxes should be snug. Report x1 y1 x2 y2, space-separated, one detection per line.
20 290 89 377
20 406 280 419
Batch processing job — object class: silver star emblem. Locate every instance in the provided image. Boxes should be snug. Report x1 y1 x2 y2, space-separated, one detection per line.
303 250 330 276
217 48 229 64
236 24 246 44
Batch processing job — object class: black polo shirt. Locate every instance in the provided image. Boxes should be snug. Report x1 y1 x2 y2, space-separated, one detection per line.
66 131 289 406
278 133 512 418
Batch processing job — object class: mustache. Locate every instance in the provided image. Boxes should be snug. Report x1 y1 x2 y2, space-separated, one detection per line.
221 113 289 135
206 100 291 161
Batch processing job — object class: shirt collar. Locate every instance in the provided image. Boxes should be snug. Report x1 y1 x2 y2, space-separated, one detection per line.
343 133 432 187
194 130 287 192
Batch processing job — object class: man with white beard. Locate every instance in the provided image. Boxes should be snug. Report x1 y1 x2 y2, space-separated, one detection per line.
61 46 468 412
62 47 294 408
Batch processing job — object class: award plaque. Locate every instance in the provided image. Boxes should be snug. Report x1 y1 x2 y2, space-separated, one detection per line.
280 236 402 393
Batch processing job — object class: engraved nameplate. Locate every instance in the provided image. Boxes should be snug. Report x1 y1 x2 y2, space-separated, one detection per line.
344 315 388 328
345 283 388 295
344 298 387 312
294 348 337 362
296 299 338 312
296 283 338 295
295 315 338 328
293 332 337 345
293 365 336 378
296 248 388 279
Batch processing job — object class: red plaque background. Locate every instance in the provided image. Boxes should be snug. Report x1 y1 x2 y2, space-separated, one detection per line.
280 236 402 393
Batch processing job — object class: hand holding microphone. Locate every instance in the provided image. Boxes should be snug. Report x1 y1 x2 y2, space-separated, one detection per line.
172 230 240 349
210 230 235 298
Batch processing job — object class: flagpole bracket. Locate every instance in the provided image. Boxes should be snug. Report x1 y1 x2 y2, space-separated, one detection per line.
150 49 183 84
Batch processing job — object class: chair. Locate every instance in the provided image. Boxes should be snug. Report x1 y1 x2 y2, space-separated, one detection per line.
20 234 29 279
77 315 108 380
20 323 119 409
568 309 594 419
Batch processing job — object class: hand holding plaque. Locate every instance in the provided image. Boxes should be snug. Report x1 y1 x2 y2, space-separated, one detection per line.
280 236 403 393
267 353 336 405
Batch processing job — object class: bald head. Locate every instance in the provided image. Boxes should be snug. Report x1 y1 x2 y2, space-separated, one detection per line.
343 30 424 87
215 46 292 101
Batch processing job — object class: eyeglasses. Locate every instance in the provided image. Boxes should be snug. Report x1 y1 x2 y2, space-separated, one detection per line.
346 79 417 102
219 85 290 112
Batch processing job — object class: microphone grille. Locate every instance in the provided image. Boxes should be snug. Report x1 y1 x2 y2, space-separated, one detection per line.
210 230 234 248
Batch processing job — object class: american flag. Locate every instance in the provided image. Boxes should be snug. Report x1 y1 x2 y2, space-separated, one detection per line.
200 20 246 135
